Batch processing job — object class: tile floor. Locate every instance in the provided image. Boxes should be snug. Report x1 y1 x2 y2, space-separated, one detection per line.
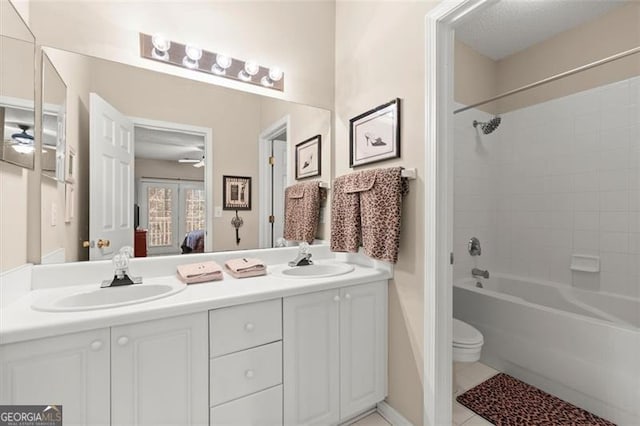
351 412 391 426
351 361 499 426
453 361 500 426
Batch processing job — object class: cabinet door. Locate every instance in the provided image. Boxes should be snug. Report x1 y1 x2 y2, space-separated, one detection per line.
111 312 208 426
283 289 340 426
339 281 387 420
0 329 110 426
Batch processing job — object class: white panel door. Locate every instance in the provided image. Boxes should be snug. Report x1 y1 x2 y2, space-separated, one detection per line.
272 139 287 245
339 281 388 421
0 329 110 426
111 312 208 426
283 289 340 426
89 92 134 260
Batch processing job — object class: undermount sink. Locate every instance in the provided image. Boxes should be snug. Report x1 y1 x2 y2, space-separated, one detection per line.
31 281 186 312
278 262 355 279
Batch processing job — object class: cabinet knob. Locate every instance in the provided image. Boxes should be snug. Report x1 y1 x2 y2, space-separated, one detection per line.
117 336 129 346
244 323 255 332
333 295 340 302
245 369 255 379
90 340 103 351
345 293 351 300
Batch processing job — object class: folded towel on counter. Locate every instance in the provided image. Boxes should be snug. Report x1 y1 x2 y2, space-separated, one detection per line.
283 182 321 244
176 260 223 284
224 258 267 279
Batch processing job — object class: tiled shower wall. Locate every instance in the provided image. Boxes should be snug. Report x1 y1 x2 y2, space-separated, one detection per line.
454 76 640 298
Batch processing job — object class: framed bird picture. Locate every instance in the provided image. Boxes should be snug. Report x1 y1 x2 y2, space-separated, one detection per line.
295 135 321 180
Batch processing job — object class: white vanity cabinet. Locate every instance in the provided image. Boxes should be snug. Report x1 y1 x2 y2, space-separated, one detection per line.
283 280 387 425
0 312 208 426
209 299 283 426
111 312 209 426
0 328 111 426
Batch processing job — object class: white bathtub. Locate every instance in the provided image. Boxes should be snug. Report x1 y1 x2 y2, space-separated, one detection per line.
454 274 640 426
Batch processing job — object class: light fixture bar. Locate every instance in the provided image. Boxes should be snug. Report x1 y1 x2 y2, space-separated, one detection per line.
139 33 284 92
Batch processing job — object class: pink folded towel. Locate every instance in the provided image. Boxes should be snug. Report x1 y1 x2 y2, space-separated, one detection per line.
177 261 223 284
224 258 267 279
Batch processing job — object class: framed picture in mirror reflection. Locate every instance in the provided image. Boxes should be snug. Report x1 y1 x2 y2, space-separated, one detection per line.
223 175 251 210
295 135 321 180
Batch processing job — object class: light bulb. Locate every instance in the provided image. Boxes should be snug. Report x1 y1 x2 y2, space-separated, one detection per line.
183 44 202 69
238 60 259 81
151 33 171 61
260 76 274 87
268 67 283 82
212 53 232 75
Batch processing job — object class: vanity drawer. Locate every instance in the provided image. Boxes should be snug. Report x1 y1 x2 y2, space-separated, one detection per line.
210 341 282 406
209 298 281 357
210 385 282 426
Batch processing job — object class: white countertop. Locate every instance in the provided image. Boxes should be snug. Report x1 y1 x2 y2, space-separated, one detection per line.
0 246 392 345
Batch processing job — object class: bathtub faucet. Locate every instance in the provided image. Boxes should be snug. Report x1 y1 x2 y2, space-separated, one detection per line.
472 268 489 279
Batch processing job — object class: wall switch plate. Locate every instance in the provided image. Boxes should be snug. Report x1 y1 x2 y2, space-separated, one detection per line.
214 206 222 217
51 203 57 226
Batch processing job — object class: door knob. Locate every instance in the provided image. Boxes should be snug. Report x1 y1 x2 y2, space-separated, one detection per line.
244 323 255 332
82 240 93 248
97 239 111 249
345 293 351 300
117 336 129 346
90 340 103 351
333 295 340 302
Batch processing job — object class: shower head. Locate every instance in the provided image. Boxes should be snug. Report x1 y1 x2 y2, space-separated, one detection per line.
473 116 501 134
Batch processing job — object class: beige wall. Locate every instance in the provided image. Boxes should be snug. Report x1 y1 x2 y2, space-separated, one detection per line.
27 1 335 110
454 40 498 114
335 1 439 423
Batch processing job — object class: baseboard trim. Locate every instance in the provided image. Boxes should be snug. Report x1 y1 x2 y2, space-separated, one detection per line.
377 401 412 426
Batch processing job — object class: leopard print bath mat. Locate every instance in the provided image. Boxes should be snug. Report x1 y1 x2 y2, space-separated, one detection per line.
456 373 616 426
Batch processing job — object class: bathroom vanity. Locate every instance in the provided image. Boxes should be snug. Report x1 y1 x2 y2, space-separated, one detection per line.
0 246 390 425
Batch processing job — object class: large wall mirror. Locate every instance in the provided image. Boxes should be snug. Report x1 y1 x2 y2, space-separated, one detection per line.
38 46 331 264
0 0 35 272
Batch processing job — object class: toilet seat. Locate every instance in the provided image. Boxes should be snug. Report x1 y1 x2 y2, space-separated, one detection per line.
453 319 483 348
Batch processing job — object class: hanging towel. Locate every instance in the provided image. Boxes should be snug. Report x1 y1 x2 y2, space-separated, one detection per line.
176 260 223 284
283 181 321 244
224 257 267 279
331 167 407 263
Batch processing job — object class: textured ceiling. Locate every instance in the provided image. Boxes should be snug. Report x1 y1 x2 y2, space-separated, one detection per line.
456 0 629 60
134 126 205 162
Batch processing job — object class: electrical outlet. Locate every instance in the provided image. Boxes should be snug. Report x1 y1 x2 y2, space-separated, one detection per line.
214 206 222 217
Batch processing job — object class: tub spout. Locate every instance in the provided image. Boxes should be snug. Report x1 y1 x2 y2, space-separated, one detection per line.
472 268 489 279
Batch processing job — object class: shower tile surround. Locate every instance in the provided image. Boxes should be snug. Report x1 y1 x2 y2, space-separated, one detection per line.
454 75 640 298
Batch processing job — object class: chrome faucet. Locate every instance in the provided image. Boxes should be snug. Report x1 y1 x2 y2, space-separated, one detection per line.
101 247 142 288
288 242 313 267
471 268 489 279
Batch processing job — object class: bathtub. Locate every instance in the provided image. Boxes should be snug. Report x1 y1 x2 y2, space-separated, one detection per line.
453 274 640 426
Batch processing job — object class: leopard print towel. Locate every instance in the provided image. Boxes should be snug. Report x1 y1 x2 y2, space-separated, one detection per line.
331 167 407 263
283 181 320 244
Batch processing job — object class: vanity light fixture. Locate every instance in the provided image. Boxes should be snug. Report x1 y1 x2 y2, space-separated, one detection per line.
139 33 285 91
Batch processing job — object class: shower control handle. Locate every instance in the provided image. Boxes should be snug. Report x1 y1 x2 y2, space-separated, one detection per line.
468 237 481 256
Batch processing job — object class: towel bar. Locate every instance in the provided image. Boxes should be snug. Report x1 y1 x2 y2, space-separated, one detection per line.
401 168 417 179
318 181 330 189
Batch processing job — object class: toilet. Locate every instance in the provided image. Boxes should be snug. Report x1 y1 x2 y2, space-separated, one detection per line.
453 318 484 394
453 318 484 363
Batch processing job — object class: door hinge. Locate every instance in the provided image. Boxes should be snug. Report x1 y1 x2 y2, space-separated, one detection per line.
450 252 454 265
268 156 275 166
268 215 275 223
